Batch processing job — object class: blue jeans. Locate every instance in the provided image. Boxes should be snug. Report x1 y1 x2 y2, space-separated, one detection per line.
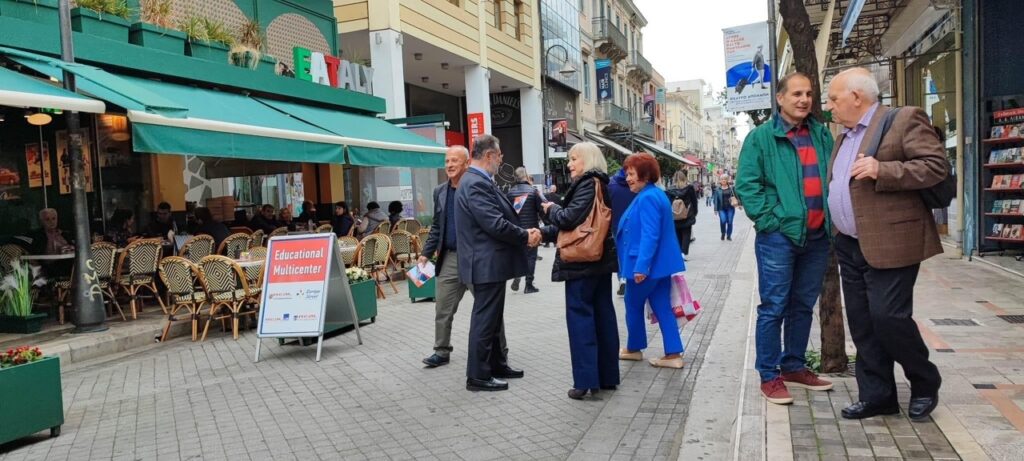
718 208 735 237
565 275 620 389
624 276 683 355
754 231 829 382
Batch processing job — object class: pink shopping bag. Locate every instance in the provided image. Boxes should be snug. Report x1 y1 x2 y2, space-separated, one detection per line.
647 272 702 327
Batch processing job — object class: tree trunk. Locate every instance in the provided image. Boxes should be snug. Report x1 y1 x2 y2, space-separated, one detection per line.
779 0 848 373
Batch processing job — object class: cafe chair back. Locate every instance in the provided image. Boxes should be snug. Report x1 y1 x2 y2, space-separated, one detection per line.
55 242 123 325
376 221 391 235
242 246 267 297
0 244 26 278
269 227 289 239
197 255 255 341
338 236 359 266
218 233 251 259
114 238 167 320
389 230 416 270
179 235 215 264
250 229 265 248
158 257 205 342
315 224 333 234
357 233 396 298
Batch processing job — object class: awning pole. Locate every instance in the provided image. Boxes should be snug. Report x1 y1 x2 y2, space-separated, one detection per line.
38 126 47 208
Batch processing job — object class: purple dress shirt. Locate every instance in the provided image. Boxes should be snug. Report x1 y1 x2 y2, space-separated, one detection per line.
828 103 880 238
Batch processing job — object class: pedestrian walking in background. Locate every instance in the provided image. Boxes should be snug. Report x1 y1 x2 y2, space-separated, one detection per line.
608 165 638 296
538 142 620 400
546 184 563 207
735 71 835 406
666 171 698 259
706 182 716 207
712 174 737 240
616 152 686 370
508 167 544 294
826 68 945 421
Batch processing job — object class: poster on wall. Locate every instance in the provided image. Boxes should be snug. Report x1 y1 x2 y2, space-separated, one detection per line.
55 130 94 194
467 112 485 147
596 59 613 102
722 22 772 112
0 156 21 201
24 142 52 188
548 119 568 152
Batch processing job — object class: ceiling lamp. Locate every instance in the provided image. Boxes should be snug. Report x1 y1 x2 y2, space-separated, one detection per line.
26 112 51 126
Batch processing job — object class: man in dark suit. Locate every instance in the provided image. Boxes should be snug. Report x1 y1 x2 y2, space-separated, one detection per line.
455 134 541 391
418 146 506 368
827 67 946 421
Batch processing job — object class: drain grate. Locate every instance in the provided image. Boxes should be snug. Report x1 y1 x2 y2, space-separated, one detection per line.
930 318 980 326
973 383 997 390
997 315 1024 324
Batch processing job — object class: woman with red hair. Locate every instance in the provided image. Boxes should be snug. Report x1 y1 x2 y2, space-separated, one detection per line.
615 153 686 369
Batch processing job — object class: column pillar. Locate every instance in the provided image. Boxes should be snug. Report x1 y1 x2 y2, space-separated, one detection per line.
464 65 492 137
520 87 544 176
370 29 406 119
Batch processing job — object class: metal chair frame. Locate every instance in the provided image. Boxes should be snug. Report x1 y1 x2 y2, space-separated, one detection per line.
113 238 167 319
158 257 206 342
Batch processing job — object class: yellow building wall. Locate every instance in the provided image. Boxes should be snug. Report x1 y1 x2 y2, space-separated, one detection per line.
150 155 186 210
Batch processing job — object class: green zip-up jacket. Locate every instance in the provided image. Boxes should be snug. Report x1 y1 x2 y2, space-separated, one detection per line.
735 115 834 247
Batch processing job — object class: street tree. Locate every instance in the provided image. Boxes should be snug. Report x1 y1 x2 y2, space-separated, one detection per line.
779 0 847 374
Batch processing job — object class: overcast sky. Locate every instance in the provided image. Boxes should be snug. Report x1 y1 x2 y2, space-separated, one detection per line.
635 0 769 93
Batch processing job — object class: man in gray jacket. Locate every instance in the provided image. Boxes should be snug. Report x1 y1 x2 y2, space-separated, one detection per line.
507 167 544 294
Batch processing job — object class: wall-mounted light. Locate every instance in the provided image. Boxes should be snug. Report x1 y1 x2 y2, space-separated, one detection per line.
26 112 51 126
414 53 423 61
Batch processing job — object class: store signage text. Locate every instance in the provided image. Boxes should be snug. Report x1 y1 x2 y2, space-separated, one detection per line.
293 47 374 95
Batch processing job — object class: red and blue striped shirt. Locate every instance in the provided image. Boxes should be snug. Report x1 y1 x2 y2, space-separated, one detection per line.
784 122 824 231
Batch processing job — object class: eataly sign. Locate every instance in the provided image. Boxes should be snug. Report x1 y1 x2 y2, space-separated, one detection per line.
293 46 374 95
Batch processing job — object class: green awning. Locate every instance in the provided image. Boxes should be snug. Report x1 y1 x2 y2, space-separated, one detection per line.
0 65 105 113
634 138 698 166
255 97 447 168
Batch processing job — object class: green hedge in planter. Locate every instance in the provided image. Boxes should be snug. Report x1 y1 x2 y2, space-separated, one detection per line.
188 41 230 64
0 356 64 445
0 312 47 334
129 22 186 54
349 279 377 323
0 0 59 27
71 7 130 42
408 277 435 303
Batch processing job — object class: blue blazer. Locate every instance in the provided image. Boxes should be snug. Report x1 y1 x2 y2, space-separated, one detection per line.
616 184 685 279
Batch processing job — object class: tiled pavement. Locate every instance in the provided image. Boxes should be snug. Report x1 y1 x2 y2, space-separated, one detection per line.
0 201 749 461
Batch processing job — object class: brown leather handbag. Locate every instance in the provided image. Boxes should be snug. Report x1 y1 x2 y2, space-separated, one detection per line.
557 178 611 263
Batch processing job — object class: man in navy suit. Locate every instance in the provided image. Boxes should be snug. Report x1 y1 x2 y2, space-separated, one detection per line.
455 134 541 391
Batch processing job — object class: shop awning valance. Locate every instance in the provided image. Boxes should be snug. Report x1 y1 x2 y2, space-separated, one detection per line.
255 97 447 169
0 65 105 114
634 138 698 166
584 130 632 156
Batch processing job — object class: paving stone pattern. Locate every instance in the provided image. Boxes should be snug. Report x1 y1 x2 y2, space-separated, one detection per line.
0 202 747 461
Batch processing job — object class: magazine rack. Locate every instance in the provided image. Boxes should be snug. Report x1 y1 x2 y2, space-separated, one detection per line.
981 99 1024 259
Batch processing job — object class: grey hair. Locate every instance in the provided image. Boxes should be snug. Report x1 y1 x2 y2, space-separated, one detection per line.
471 134 500 160
447 145 469 160
514 167 530 182
838 68 880 103
38 208 56 219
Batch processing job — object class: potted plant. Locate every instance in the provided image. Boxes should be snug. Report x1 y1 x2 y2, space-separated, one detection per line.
345 267 377 323
183 15 234 63
407 258 436 303
71 0 132 41
0 0 59 27
0 260 48 334
0 346 64 445
128 0 185 54
230 19 264 70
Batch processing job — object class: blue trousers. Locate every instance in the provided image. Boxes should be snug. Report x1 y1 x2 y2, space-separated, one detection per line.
624 276 683 355
718 208 735 237
565 275 620 389
753 231 830 382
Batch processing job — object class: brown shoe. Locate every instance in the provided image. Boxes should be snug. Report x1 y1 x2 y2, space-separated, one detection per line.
648 356 684 369
619 348 642 361
781 369 834 391
761 377 794 405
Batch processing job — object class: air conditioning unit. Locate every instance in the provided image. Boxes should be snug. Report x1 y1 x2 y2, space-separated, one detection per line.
929 0 959 9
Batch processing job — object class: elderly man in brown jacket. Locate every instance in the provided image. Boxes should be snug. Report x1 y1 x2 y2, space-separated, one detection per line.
826 67 946 422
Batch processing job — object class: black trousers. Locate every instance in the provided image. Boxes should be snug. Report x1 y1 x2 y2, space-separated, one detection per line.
515 247 538 285
676 224 693 255
467 281 509 380
835 234 941 406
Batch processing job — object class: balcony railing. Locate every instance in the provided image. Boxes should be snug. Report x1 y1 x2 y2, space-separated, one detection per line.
636 120 654 138
628 51 652 82
592 18 628 61
597 102 631 128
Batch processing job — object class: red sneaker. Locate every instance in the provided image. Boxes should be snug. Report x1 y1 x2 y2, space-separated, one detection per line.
761 377 794 405
781 369 834 391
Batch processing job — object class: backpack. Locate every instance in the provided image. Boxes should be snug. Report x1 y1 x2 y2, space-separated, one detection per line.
671 197 689 221
863 107 956 209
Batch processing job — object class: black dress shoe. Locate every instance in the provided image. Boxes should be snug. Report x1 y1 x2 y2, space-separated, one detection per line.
524 285 539 294
841 401 900 420
467 377 508 391
493 366 524 379
567 388 588 400
908 396 939 421
511 278 520 291
422 353 450 368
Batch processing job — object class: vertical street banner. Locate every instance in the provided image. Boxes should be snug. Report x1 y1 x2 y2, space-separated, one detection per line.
596 59 613 102
656 88 666 105
644 92 655 123
467 112 485 147
723 22 772 112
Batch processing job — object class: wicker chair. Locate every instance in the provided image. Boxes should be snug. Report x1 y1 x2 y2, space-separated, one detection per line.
197 255 255 340
389 230 416 271
229 226 253 235
315 224 333 234
217 233 251 259
402 219 422 234
114 238 166 319
0 244 26 278
346 222 357 237
337 236 359 267
268 226 289 240
158 257 206 342
250 229 265 248
356 234 396 298
242 246 267 299
54 242 123 324
179 235 215 264
376 221 391 235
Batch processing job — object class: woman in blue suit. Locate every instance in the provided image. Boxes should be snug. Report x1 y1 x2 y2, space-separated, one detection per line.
616 153 686 369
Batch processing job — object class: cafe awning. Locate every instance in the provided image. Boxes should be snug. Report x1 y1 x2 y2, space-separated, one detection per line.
634 138 699 166
0 65 105 114
255 98 447 169
584 130 632 156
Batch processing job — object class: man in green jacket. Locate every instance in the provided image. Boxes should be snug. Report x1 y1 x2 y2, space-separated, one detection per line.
735 72 835 406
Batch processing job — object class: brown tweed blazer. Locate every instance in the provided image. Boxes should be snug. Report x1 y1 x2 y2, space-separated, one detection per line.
828 105 947 269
